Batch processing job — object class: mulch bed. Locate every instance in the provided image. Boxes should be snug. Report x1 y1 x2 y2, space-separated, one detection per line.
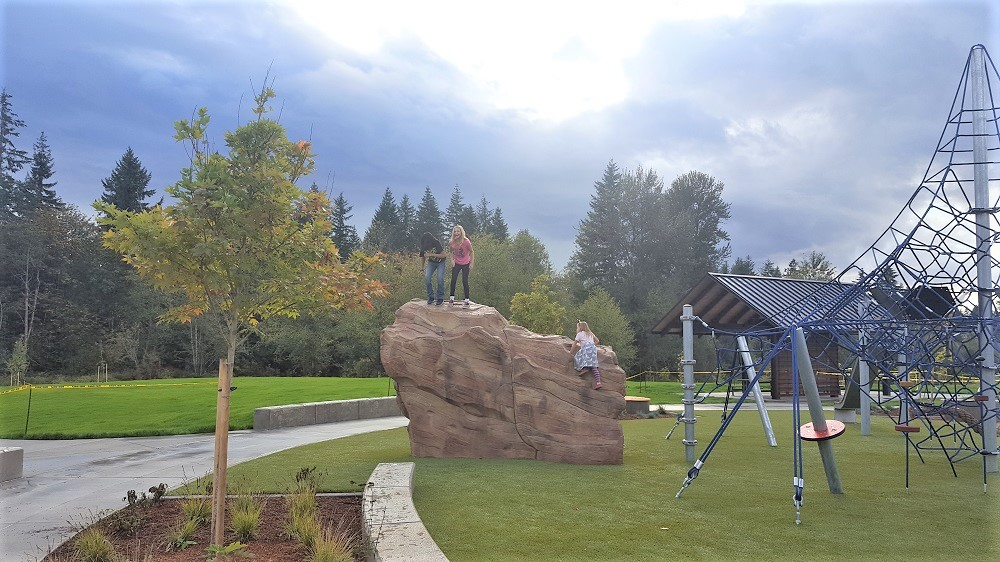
43 495 364 562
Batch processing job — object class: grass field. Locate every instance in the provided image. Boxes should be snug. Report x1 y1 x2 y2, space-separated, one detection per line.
208 411 999 561
0 377 395 439
0 379 716 439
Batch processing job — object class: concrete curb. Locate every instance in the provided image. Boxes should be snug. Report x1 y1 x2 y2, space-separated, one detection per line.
253 397 400 430
0 447 23 482
363 462 447 562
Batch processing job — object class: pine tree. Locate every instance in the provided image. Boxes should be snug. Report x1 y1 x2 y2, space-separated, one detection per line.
760 259 782 277
100 147 154 213
569 160 624 289
414 187 445 244
459 204 478 235
444 185 466 237
395 194 416 251
363 187 399 252
330 192 360 259
23 132 61 211
730 255 756 275
475 196 491 231
487 207 509 241
0 88 30 220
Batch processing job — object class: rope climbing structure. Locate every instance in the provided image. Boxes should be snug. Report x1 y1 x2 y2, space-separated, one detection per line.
673 44 1000 523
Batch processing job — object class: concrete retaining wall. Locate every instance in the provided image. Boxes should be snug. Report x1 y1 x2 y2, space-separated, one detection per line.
0 447 23 482
363 462 447 562
253 396 400 430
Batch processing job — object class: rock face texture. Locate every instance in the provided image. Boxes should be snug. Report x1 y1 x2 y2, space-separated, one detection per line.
380 300 625 465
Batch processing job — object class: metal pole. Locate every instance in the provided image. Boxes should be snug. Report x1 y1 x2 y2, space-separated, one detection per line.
736 336 777 446
681 304 697 464
794 328 844 493
971 45 999 473
858 325 871 436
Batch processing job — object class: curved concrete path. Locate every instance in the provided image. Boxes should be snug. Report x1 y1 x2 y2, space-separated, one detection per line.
0 416 408 561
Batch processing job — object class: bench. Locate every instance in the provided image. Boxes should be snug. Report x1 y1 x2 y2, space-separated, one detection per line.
0 447 23 482
625 396 651 415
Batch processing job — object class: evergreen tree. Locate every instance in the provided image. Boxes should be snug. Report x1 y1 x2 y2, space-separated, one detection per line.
414 186 445 245
760 259 782 277
23 132 61 211
487 207 509 241
458 203 478 235
363 187 399 252
444 185 466 236
730 255 756 275
662 170 731 288
330 192 360 259
785 251 836 280
395 194 416 252
568 160 624 290
475 196 491 232
100 147 154 213
0 88 30 220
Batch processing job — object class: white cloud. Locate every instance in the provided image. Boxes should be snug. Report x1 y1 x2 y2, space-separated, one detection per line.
283 0 746 122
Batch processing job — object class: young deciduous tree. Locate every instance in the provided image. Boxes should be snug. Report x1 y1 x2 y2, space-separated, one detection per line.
100 147 155 213
510 275 566 335
96 85 387 374
568 288 637 371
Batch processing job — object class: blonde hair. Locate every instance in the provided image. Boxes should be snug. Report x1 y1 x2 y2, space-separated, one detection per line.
450 225 467 246
576 321 594 338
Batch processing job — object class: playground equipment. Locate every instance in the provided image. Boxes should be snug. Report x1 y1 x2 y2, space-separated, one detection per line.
670 45 1000 522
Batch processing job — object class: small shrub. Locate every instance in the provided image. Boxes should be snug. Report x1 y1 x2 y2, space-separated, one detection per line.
287 509 321 550
106 510 145 537
309 524 357 562
229 501 263 542
180 495 211 524
164 518 199 551
74 527 115 562
205 541 249 560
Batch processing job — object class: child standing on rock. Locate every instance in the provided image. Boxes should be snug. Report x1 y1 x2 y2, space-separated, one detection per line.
570 321 602 389
448 225 474 308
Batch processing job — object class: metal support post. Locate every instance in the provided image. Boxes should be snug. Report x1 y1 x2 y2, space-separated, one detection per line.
794 328 844 493
971 45 998 472
736 336 777 446
681 304 698 464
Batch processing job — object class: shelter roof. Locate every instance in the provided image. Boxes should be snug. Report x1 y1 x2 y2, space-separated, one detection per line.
651 273 862 335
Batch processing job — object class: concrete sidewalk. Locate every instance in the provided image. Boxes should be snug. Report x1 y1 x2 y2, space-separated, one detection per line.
0 417 408 562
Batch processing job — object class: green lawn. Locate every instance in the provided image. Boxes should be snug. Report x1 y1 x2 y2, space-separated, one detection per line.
216 411 999 561
0 377 395 439
626 380 733 405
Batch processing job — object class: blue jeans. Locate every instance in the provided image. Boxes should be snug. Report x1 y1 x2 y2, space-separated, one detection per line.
425 260 446 301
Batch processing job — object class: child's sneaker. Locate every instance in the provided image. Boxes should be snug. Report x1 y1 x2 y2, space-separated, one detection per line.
435 299 443 306
449 297 456 306
593 381 603 390
463 299 471 309
427 297 435 304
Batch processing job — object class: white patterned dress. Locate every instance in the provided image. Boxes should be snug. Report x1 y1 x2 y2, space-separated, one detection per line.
573 331 598 371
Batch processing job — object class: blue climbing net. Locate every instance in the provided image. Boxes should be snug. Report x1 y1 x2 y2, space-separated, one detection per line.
675 45 1000 521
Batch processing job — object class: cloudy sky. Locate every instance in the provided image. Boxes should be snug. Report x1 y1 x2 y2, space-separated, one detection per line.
2 0 998 272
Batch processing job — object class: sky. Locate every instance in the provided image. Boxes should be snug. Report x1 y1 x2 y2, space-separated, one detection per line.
2 0 998 273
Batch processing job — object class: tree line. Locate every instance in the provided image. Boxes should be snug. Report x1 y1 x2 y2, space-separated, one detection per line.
1 86 837 383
